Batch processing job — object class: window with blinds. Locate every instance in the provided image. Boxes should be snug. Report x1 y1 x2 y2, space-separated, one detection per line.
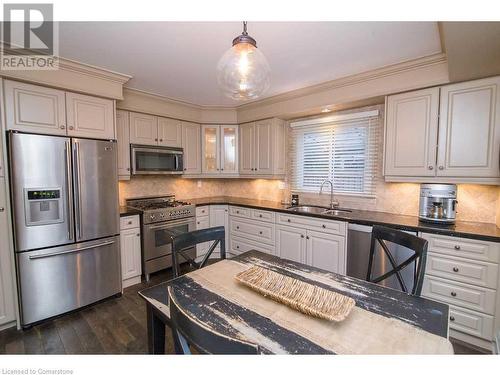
290 109 380 197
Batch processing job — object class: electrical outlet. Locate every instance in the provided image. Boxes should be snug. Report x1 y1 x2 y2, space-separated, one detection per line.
197 180 202 188
278 181 286 190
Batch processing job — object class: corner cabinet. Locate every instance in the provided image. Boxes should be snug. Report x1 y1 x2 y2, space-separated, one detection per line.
182 121 202 174
239 118 287 178
116 110 131 180
384 76 500 183
201 125 238 175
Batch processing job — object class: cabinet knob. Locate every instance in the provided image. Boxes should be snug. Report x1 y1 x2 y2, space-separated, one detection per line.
454 245 460 250
127 168 130 171
259 214 263 218
217 168 219 171
155 138 158 142
300 234 304 238
221 168 224 171
449 316 455 322
160 139 163 142
287 219 291 222
0 207 4 212
306 236 310 240
451 291 457 297
197 222 200 225
60 125 65 129
236 210 239 214
438 166 444 170
236 245 239 249
236 226 240 229
322 224 326 228
136 233 140 237
259 231 263 235
184 168 187 171
69 126 74 130
453 267 459 273
128 221 132 225
428 166 433 170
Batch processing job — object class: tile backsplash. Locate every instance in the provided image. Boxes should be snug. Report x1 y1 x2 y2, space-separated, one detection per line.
119 176 500 225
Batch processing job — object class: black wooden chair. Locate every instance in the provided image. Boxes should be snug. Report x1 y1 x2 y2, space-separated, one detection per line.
366 225 428 296
171 226 226 278
168 285 260 354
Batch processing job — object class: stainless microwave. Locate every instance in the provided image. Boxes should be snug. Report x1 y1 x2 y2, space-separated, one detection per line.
131 145 184 175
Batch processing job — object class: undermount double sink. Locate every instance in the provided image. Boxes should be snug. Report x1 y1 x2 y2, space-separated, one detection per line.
286 205 352 216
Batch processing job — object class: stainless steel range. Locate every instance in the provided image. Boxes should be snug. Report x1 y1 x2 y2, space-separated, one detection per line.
126 195 196 280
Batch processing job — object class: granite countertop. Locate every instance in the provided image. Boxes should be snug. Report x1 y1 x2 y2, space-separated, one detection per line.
188 196 500 242
119 206 142 217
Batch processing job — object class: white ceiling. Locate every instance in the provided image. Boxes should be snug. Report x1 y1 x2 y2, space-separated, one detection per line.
58 22 442 107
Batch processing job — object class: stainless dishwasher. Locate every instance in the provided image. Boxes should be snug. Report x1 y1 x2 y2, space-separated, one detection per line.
347 224 418 292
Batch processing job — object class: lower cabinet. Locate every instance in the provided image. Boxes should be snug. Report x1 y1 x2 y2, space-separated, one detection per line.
119 215 142 288
0 178 16 328
275 225 346 274
196 205 228 260
420 232 500 351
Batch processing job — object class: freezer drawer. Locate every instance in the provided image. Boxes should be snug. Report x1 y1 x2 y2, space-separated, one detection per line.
17 237 121 326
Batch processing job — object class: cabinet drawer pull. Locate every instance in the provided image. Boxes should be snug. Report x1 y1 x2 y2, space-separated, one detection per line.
454 245 461 250
322 224 326 228
287 219 291 222
438 166 444 170
451 291 457 297
300 234 304 238
453 267 459 273
236 245 240 249
259 231 263 235
160 139 163 142
428 166 433 170
128 221 132 225
259 214 263 218
136 233 140 237
60 125 65 129
197 221 200 225
236 210 240 214
306 236 310 240
236 226 240 229
155 138 158 141
0 207 4 212
69 126 74 130
449 316 455 322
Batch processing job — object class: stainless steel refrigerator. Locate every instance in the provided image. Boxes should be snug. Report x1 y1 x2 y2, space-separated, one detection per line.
9 132 121 327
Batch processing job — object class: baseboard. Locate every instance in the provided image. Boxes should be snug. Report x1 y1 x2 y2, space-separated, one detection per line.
122 275 142 289
450 329 493 353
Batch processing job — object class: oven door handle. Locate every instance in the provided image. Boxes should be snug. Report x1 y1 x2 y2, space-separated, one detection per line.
147 218 196 230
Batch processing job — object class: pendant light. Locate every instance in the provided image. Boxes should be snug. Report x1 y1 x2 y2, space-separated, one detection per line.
216 22 270 100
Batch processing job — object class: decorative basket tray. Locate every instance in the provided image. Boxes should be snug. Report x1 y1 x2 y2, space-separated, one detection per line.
235 265 355 322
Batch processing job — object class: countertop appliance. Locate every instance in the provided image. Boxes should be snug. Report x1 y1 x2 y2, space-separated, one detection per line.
131 144 183 175
9 132 121 327
126 195 195 280
347 224 417 292
419 184 457 224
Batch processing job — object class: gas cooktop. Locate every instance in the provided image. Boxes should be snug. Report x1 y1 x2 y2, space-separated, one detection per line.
126 195 195 224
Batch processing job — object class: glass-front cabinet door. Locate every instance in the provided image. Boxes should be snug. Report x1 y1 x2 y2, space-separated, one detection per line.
220 126 238 174
201 125 220 174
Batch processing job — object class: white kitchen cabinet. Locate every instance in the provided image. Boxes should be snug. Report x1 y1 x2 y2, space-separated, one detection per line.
0 178 16 327
66 92 115 139
116 110 131 179
129 112 158 145
306 230 346 274
119 215 142 288
384 87 440 177
182 121 201 174
210 205 229 252
384 76 500 183
4 79 66 135
239 118 286 177
239 122 255 174
196 213 210 259
437 77 500 178
201 125 238 175
158 117 182 147
276 225 307 263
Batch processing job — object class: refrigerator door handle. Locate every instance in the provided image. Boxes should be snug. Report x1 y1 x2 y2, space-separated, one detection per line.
73 141 84 240
64 140 74 241
28 240 116 260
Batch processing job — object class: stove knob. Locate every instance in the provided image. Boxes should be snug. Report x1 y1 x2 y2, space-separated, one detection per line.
150 214 155 220
160 213 165 218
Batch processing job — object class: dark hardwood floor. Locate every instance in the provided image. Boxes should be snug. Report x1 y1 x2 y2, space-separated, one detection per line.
0 269 488 355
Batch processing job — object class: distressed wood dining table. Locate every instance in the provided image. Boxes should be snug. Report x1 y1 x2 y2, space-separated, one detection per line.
138 250 454 354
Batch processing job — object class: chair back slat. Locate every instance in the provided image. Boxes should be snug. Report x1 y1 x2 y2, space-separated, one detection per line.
366 226 428 296
168 286 260 354
170 226 226 278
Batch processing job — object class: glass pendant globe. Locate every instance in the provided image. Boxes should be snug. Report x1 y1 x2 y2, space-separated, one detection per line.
216 42 270 100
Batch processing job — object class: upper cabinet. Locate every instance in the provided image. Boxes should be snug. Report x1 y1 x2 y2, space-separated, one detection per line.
239 118 287 177
182 121 201 174
4 80 67 135
437 77 500 178
4 80 115 140
129 112 182 148
129 112 158 145
158 117 182 147
384 76 500 183
116 110 131 180
384 87 439 177
66 92 115 139
201 125 238 175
